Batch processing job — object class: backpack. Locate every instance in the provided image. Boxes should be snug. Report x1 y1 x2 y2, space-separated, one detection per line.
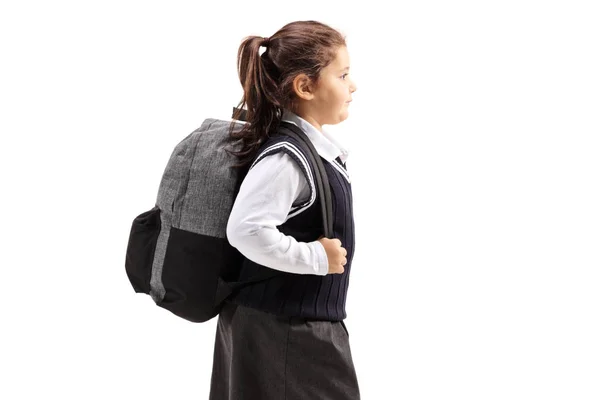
125 108 333 323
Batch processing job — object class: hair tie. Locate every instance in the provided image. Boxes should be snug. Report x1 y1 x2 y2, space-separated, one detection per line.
262 36 270 47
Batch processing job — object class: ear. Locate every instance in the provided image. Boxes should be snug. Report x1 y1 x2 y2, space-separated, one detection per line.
292 73 316 101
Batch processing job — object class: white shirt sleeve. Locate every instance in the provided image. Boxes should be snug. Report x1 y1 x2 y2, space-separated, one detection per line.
226 152 329 275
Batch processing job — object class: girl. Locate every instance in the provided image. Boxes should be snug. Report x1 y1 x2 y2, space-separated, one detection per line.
210 20 359 400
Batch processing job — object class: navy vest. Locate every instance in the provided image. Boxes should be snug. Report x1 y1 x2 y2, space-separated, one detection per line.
228 133 355 321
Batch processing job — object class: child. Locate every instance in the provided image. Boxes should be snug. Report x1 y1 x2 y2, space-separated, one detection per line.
209 20 359 400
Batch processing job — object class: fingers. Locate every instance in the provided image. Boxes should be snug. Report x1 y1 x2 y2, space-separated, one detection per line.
332 238 345 256
328 255 346 274
321 237 348 275
337 243 347 268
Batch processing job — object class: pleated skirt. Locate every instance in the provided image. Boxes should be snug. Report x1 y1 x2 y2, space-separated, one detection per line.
209 301 361 400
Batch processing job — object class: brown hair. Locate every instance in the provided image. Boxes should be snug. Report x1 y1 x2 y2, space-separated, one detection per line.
226 20 347 168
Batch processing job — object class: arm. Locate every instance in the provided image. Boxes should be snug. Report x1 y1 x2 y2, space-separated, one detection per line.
226 152 329 275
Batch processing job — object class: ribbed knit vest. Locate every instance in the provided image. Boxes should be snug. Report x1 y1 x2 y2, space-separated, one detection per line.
228 133 355 321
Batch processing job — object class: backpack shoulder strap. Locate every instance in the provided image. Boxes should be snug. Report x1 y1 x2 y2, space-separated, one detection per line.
277 121 334 238
215 120 335 304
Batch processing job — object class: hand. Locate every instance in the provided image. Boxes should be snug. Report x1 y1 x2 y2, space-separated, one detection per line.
317 236 347 274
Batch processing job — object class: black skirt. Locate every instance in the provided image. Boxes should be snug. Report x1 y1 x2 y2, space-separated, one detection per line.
209 301 361 400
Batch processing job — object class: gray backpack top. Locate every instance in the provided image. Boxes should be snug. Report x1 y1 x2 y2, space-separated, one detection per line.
125 110 333 322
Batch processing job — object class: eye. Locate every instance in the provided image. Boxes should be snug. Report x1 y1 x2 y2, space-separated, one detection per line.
341 73 349 80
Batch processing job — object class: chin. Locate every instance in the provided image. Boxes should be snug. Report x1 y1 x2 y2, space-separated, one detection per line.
339 110 350 122
325 111 349 126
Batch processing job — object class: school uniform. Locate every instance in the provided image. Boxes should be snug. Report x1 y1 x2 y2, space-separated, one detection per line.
209 109 359 399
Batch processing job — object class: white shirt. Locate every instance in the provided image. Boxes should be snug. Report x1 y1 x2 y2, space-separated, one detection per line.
226 109 350 276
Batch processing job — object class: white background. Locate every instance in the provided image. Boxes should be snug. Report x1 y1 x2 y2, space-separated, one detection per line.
1 1 599 399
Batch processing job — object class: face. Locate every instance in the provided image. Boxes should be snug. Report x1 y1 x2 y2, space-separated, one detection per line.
294 46 357 128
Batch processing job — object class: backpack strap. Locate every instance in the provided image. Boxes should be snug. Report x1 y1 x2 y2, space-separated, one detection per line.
215 118 334 306
229 107 333 236
278 121 334 237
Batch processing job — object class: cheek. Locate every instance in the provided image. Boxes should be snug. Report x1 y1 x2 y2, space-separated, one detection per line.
339 90 348 106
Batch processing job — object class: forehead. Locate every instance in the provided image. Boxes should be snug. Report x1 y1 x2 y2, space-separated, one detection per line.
332 46 349 66
326 46 350 70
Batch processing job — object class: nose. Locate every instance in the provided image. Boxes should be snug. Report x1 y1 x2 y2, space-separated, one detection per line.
350 78 357 93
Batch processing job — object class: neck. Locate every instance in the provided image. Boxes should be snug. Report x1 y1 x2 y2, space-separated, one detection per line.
295 112 323 133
